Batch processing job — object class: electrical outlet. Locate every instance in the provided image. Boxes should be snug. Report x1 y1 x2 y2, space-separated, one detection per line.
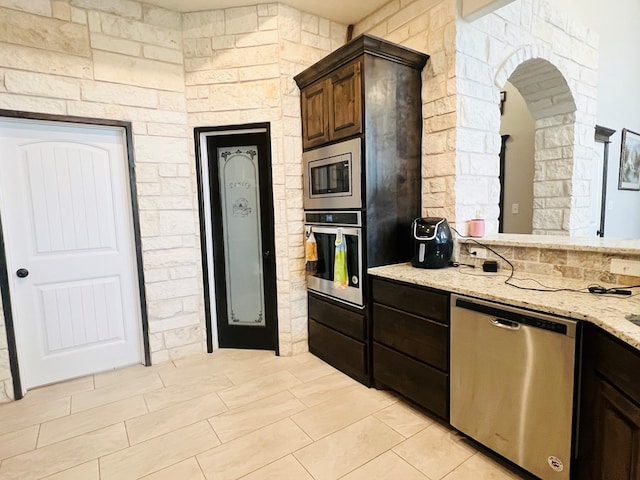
610 259 640 277
511 203 519 214
470 247 487 259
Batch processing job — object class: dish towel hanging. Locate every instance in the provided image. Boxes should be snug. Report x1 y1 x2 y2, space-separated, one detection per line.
305 230 317 274
334 228 348 289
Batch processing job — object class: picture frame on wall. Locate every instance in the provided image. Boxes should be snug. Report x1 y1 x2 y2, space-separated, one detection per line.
618 128 640 190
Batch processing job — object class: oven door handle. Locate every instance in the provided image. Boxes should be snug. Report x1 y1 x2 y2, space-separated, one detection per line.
304 226 361 236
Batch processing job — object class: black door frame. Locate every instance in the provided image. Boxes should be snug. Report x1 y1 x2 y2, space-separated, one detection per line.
0 109 151 400
194 123 279 354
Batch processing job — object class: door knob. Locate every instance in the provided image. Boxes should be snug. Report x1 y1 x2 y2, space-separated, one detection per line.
16 268 29 278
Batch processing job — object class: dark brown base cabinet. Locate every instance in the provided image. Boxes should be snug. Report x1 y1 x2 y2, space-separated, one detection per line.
307 293 370 386
371 277 450 420
578 322 640 480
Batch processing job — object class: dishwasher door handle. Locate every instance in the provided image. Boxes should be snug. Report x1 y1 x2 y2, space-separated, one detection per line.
489 318 521 330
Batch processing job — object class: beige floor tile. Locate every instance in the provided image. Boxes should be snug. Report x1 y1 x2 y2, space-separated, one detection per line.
209 391 307 443
197 418 312 480
99 421 219 480
71 373 163 413
289 372 362 407
217 370 303 409
93 363 163 389
26 376 95 402
291 385 395 439
38 395 148 447
294 416 404 480
144 376 232 412
126 392 227 445
341 451 429 480
0 423 128 480
223 356 296 385
139 457 206 480
158 362 231 388
393 422 477 480
240 455 314 480
374 402 434 438
0 425 39 460
41 460 99 480
0 395 70 436
285 355 339 383
442 453 524 480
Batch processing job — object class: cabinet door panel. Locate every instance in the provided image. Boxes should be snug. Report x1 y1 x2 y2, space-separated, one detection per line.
373 303 447 371
301 80 329 149
328 60 362 141
309 319 367 384
595 379 640 480
308 294 366 341
373 342 448 420
372 277 449 324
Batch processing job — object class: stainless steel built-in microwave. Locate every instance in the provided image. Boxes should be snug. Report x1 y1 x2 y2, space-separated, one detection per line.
302 138 361 210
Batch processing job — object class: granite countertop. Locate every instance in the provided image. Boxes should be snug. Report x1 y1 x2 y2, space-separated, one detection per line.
368 263 640 351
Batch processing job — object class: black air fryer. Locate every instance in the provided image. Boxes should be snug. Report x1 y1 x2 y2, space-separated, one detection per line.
411 217 453 269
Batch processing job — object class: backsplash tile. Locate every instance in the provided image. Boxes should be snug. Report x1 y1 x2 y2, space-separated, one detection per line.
458 240 640 286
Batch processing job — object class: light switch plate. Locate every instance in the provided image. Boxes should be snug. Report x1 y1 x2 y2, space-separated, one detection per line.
610 259 640 277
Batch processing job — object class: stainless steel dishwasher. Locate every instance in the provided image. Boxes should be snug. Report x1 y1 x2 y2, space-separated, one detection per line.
450 295 578 480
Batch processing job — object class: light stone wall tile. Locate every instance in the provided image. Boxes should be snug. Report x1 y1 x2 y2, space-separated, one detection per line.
4 71 80 100
98 12 181 49
71 0 141 20
142 4 181 30
163 326 203 349
182 11 225 39
91 34 142 57
235 30 278 48
0 8 90 56
0 44 94 80
143 44 183 64
225 6 258 34
52 0 72 21
93 51 184 92
0 0 51 16
0 92 67 115
81 81 158 108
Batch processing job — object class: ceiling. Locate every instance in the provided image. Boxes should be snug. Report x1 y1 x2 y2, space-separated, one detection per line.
142 0 389 24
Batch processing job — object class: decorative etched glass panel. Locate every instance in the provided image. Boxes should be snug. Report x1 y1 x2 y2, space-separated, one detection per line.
218 146 265 326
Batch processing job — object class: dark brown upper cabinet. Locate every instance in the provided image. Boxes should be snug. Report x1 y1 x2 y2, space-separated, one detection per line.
295 34 428 152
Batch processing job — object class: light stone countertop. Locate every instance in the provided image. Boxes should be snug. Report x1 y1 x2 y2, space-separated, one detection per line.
368 263 640 351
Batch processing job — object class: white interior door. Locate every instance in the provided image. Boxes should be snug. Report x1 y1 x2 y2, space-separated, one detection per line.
0 119 142 390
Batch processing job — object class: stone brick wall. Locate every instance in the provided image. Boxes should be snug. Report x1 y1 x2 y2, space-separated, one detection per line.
182 4 345 356
0 1 345 401
454 0 599 236
353 0 458 220
0 0 194 401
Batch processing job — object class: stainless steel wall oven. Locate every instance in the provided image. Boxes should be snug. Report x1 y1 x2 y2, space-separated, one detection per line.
304 210 363 307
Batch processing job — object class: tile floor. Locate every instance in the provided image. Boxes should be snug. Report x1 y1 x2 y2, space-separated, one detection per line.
0 349 526 480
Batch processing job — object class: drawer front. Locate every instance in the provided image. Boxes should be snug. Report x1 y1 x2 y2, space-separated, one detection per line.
373 303 448 371
308 294 366 340
372 278 449 325
308 319 368 384
586 323 640 404
373 342 449 420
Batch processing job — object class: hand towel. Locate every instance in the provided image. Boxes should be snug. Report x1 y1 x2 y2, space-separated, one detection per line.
333 229 348 288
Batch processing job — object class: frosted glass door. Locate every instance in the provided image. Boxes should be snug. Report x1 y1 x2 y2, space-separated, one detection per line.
218 146 265 326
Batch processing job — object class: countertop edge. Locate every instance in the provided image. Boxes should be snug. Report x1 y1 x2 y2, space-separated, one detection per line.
369 263 640 351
